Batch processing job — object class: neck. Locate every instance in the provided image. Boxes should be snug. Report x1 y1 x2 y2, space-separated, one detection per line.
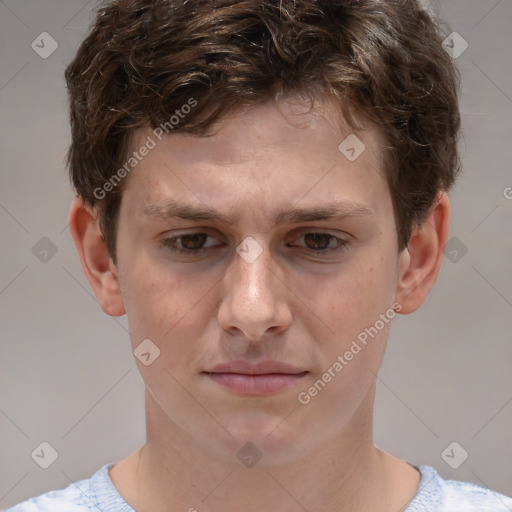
110 385 420 512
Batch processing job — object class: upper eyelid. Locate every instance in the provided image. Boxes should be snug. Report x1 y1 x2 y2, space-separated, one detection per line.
164 230 347 241
164 231 349 249
164 226 349 237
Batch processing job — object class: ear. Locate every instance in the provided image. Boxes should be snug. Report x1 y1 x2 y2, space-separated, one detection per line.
394 192 451 314
68 198 126 316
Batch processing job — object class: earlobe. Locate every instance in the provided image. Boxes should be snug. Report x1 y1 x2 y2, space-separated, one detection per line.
68 198 126 317
394 192 451 314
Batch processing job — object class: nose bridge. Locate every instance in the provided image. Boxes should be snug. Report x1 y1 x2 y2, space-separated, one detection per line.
218 238 291 339
234 243 274 302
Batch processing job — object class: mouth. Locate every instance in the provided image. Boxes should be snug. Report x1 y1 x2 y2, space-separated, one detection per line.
203 372 308 395
202 360 308 396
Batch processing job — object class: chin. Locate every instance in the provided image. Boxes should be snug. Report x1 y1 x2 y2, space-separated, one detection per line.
209 412 311 467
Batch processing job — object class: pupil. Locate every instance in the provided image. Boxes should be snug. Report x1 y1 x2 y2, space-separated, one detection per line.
181 234 206 250
305 233 330 250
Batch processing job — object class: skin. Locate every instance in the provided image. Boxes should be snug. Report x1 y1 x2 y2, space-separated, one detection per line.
69 96 450 512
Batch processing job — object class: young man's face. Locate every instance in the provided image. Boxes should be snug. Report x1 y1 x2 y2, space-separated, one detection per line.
86 98 436 464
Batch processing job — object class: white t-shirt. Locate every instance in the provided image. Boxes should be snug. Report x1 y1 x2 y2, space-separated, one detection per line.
5 462 512 511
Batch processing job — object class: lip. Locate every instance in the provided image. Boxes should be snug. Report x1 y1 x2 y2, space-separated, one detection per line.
203 360 308 396
207 360 306 375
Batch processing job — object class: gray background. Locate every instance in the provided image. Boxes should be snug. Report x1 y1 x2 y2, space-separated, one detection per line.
1 0 511 509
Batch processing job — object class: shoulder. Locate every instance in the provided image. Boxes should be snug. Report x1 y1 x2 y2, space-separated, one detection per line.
4 464 133 512
439 475 512 512
407 464 512 512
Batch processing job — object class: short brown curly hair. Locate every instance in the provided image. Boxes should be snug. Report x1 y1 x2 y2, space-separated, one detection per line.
65 0 461 263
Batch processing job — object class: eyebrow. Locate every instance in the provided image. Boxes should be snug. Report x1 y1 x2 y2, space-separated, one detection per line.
141 199 374 225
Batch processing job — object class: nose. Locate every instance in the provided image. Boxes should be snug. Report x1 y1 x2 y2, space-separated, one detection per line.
217 239 292 342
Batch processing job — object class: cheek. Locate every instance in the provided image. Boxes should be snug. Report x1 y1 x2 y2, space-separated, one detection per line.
296 257 395 343
119 255 182 338
120 257 220 368
298 256 397 406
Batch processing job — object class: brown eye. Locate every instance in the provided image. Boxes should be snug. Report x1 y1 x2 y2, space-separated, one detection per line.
177 233 208 250
303 233 337 251
162 233 220 254
290 232 351 255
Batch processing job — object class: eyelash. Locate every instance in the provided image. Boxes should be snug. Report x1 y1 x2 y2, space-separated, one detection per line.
161 232 350 255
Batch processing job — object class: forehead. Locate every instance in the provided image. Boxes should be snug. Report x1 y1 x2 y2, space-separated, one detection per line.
121 97 389 222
